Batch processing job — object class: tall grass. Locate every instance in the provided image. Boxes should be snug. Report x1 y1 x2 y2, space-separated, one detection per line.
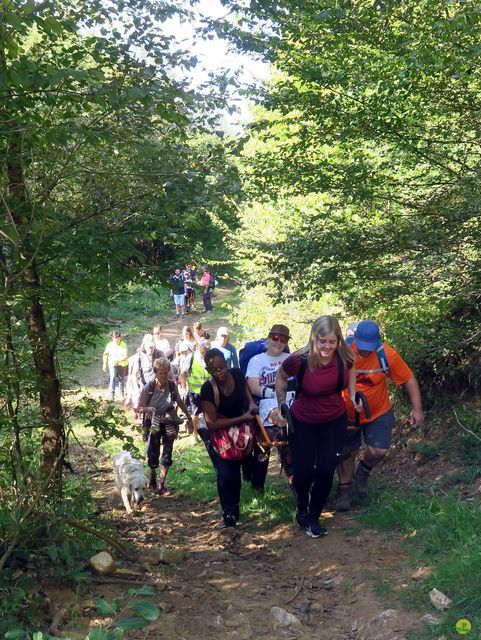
361 488 481 639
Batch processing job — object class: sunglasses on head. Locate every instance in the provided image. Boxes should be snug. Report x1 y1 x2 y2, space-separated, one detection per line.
269 333 289 344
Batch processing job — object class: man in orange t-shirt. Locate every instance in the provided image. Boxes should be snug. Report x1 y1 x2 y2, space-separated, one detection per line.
335 320 424 511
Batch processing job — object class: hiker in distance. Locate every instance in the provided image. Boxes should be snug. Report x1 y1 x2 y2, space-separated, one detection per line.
335 320 424 511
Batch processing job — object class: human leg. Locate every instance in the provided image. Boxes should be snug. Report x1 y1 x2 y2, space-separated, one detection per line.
211 450 242 526
147 431 161 490
108 365 116 400
203 290 212 312
355 410 395 497
114 365 125 397
334 427 361 511
309 413 348 522
289 420 317 525
246 444 270 492
158 431 174 495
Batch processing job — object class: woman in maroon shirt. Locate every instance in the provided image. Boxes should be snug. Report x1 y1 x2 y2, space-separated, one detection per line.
274 316 361 538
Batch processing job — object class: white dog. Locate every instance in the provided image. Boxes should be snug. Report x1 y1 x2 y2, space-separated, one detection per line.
113 451 147 514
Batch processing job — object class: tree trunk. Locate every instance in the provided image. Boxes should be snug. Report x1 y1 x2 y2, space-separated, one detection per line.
7 137 64 479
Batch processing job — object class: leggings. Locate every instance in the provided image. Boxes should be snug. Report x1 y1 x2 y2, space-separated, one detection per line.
290 412 347 518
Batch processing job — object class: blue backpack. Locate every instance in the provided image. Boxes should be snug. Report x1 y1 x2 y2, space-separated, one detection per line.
239 338 290 376
346 335 389 375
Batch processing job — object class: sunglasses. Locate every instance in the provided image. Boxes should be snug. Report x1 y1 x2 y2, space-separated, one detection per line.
269 333 289 344
209 366 227 374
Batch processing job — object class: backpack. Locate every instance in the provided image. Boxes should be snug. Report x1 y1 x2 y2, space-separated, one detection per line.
239 338 290 376
208 273 218 290
345 335 389 375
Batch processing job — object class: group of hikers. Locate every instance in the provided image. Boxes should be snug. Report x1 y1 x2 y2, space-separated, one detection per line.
170 264 217 317
102 314 424 537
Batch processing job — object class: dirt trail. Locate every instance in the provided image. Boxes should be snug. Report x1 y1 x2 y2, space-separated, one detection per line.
69 290 421 640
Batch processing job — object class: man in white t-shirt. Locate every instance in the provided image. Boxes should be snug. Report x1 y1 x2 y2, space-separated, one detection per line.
245 324 294 490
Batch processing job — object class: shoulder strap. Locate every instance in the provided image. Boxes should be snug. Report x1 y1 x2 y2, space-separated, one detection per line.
335 351 345 395
188 353 195 375
377 345 389 373
139 355 146 385
168 379 176 394
296 355 308 395
147 379 156 402
210 378 220 408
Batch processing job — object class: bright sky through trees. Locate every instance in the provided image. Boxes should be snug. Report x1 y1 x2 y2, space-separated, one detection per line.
167 0 271 129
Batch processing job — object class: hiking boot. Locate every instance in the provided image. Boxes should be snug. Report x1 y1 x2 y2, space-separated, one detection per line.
306 517 327 539
335 483 353 512
219 515 236 530
149 470 157 491
295 508 309 529
354 462 370 498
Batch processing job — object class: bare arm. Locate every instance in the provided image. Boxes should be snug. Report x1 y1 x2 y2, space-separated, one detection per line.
247 376 262 398
348 365 363 412
247 375 276 399
275 366 289 407
175 396 193 429
269 367 289 427
201 400 255 431
178 370 187 390
403 376 424 426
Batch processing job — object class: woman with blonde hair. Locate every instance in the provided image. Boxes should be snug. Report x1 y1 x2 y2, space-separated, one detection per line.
274 316 361 538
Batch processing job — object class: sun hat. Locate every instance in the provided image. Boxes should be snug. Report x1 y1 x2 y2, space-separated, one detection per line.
354 320 381 351
268 324 291 339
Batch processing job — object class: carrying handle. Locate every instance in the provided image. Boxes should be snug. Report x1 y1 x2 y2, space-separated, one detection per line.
354 391 371 428
281 403 295 435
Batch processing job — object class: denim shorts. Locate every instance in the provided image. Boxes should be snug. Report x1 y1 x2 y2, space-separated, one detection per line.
341 409 396 457
173 294 185 306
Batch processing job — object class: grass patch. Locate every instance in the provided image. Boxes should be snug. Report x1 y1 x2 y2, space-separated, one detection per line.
169 441 294 527
85 282 172 324
359 487 481 639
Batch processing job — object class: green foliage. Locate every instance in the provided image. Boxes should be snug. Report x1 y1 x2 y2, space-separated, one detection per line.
3 586 161 639
219 0 481 397
70 399 138 455
0 475 107 634
361 487 481 636
229 281 343 349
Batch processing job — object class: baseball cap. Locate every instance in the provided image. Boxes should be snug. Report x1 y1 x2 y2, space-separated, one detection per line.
268 324 291 339
354 320 381 351
178 341 190 352
217 326 229 337
112 330 121 338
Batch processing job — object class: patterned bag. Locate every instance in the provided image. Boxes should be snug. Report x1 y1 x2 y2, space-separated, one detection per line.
208 378 256 461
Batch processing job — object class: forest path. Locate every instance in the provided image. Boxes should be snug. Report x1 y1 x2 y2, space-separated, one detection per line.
69 287 421 640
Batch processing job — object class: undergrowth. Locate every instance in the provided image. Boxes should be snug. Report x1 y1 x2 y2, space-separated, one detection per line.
360 484 481 639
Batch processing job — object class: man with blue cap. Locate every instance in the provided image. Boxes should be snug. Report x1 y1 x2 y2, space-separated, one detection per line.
335 320 424 511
